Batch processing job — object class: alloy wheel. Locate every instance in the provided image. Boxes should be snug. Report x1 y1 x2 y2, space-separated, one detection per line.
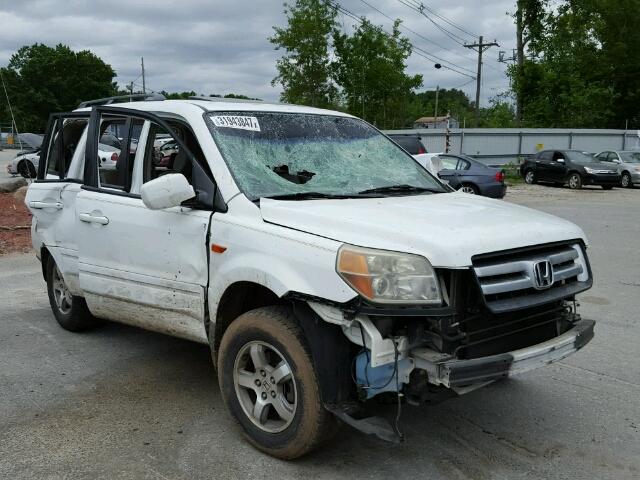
621 173 631 188
525 171 535 184
459 185 476 194
233 341 297 433
52 266 72 315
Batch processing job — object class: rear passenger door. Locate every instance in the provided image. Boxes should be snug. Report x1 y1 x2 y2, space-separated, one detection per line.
76 107 216 343
25 113 90 294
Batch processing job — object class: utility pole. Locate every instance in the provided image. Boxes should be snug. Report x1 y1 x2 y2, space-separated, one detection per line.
434 85 439 119
141 57 146 93
464 35 499 127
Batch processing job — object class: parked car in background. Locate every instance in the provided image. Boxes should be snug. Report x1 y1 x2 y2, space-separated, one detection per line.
6 133 44 178
387 133 427 154
437 153 506 198
594 150 640 188
413 153 506 198
7 148 41 178
155 139 179 168
521 150 621 190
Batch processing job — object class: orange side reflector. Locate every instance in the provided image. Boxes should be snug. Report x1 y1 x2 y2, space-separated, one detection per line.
211 244 227 254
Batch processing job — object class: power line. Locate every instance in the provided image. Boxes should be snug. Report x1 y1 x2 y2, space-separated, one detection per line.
398 0 469 46
325 0 475 79
405 0 479 39
356 0 477 75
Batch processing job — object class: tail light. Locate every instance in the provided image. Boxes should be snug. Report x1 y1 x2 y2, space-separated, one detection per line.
417 146 426 154
111 152 119 162
495 171 505 183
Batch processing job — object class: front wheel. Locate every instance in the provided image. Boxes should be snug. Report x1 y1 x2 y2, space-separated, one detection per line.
217 306 336 459
18 160 37 179
568 173 583 190
621 172 632 188
46 256 99 331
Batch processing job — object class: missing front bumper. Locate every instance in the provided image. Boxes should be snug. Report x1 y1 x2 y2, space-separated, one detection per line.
412 319 595 388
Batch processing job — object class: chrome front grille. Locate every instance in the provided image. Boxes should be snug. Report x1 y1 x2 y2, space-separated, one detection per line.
472 243 591 313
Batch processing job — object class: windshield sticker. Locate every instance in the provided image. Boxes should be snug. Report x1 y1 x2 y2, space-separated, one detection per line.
211 115 261 132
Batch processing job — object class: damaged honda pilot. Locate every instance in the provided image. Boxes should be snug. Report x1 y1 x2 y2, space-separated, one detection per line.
26 94 595 459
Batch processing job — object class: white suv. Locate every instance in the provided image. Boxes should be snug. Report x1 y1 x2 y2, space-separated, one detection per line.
26 94 595 459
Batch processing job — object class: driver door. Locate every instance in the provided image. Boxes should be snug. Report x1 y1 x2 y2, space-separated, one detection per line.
76 107 216 343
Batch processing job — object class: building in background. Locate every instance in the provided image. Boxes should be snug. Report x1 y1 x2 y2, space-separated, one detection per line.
414 116 459 129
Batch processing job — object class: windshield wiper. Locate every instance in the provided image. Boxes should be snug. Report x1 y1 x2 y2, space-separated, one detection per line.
263 191 370 201
358 184 443 195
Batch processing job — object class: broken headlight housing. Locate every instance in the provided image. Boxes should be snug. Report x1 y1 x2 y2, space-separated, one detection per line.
336 245 442 305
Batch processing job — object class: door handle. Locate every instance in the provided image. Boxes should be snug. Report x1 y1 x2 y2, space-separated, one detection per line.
79 213 109 225
29 201 63 210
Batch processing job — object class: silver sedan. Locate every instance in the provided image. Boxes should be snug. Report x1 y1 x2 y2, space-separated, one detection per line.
595 150 640 188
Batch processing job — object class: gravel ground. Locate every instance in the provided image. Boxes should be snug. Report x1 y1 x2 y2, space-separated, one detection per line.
0 184 639 480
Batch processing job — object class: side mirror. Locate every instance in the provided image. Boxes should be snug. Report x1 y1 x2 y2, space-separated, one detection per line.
141 173 195 210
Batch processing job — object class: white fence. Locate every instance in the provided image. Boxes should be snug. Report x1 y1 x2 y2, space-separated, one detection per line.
383 128 640 165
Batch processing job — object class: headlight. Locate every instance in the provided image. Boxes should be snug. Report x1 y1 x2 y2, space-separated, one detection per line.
336 245 442 304
584 167 594 174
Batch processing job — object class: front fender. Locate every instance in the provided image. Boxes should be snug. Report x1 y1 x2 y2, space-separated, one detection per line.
207 216 357 318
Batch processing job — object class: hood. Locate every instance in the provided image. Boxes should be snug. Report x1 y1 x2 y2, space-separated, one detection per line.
260 193 587 268
584 162 618 172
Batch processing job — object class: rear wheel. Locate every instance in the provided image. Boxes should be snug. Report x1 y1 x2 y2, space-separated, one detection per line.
217 306 336 459
524 170 536 184
46 256 99 332
621 172 632 188
568 173 582 190
458 183 479 195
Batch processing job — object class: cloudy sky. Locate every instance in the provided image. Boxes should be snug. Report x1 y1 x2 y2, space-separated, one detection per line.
0 0 516 107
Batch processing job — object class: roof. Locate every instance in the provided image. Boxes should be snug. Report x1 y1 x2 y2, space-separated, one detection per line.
75 98 352 118
414 116 453 123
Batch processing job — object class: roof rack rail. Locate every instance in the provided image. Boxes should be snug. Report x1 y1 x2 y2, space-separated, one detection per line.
188 95 263 104
78 93 166 108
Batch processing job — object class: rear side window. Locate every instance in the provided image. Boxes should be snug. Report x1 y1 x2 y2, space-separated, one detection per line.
390 136 425 155
92 113 144 191
44 118 88 179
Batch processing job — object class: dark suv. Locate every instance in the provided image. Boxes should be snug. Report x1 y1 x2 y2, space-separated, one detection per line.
387 134 427 155
520 149 621 190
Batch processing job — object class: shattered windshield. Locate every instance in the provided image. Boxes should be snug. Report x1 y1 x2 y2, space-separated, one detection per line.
206 112 446 200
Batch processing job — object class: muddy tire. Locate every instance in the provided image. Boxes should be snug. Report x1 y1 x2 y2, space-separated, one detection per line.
217 306 336 459
46 256 99 332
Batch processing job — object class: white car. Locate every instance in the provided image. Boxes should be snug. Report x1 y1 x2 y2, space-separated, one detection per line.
7 149 41 177
26 95 595 459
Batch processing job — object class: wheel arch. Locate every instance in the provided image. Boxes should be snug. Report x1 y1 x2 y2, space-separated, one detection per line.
211 281 284 366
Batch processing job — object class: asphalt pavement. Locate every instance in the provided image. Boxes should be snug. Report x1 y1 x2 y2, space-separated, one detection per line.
1 184 638 479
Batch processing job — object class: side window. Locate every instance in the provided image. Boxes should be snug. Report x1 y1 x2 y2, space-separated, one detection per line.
440 156 458 170
538 151 553 162
595 152 608 162
552 151 565 162
93 113 144 191
143 121 206 187
44 117 88 179
606 152 618 162
457 159 471 170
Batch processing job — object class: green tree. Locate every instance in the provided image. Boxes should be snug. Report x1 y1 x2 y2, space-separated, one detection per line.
510 0 640 128
332 19 422 128
0 43 116 132
270 0 339 107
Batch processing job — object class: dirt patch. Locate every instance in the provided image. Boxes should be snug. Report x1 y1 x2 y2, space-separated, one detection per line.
0 193 32 255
